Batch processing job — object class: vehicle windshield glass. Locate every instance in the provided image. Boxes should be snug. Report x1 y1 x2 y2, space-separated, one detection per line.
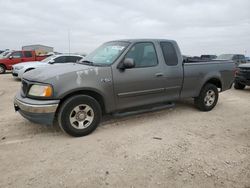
41 55 56 63
82 41 129 65
0 51 12 58
216 54 234 60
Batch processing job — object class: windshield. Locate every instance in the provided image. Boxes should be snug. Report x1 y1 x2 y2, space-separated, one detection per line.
82 41 129 65
41 55 56 63
0 51 12 58
216 54 234 60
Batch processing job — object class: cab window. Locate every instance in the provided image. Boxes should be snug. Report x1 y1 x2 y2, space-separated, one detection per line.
54 56 66 63
66 56 82 62
11 52 23 58
160 42 178 66
125 42 158 68
24 51 33 58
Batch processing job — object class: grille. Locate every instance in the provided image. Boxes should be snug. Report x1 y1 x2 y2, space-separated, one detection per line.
240 67 250 73
239 67 250 79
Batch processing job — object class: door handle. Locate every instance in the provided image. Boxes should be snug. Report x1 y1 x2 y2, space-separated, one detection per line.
155 73 163 77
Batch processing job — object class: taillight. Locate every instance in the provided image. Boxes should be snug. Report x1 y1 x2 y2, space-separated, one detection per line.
234 68 239 77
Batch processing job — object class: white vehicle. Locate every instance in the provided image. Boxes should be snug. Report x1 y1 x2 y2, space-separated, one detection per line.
12 54 84 79
0 50 14 59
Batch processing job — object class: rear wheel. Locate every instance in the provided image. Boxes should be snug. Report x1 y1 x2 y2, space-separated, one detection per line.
58 95 102 137
194 83 219 111
234 81 245 90
0 65 6 74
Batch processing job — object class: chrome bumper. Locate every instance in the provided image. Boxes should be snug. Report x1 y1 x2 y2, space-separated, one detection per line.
14 98 58 113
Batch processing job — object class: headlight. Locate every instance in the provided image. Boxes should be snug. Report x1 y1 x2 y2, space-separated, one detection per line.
28 84 53 97
15 66 24 70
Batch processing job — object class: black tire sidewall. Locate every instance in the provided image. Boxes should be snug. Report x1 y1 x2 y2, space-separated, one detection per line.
58 95 101 137
195 84 219 111
234 81 245 90
0 65 6 74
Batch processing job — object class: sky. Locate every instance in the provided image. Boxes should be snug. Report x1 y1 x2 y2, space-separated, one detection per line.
0 0 250 56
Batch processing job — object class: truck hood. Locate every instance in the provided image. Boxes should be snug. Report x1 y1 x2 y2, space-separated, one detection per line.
23 63 97 82
239 63 250 68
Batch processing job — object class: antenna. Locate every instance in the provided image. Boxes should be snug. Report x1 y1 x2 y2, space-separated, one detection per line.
68 29 71 55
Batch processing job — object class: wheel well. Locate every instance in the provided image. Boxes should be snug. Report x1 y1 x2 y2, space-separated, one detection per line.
205 78 222 90
58 90 106 114
24 68 35 73
0 64 6 69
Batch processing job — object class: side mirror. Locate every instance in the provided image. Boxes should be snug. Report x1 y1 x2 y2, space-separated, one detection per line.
119 58 135 70
49 60 55 64
9 56 13 59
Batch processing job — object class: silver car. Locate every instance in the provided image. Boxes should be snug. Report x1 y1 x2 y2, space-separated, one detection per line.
12 54 84 79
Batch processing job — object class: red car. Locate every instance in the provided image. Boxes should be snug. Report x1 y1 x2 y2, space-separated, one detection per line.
0 50 48 74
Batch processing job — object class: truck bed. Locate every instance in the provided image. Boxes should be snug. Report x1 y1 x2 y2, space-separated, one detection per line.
181 60 235 98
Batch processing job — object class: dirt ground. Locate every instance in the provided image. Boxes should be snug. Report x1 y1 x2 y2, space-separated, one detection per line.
0 73 249 188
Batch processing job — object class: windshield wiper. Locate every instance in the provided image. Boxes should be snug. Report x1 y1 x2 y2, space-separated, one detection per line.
77 60 95 66
77 60 107 67
75 60 94 66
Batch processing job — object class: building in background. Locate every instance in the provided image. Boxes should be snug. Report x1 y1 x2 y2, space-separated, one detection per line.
22 44 54 55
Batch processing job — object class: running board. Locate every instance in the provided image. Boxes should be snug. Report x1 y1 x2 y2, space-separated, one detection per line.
113 102 175 118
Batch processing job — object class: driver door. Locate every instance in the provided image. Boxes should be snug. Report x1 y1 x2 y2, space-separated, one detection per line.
112 42 167 110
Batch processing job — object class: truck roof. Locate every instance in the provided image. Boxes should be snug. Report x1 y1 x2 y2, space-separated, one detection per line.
108 39 176 43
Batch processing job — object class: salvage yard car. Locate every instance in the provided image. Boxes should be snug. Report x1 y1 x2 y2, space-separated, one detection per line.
0 50 13 59
0 50 49 74
12 54 84 79
234 63 250 90
14 39 235 137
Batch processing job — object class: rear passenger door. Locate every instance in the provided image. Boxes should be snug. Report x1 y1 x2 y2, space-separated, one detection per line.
160 42 183 100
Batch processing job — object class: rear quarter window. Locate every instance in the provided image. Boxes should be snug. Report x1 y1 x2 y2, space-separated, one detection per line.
160 42 178 66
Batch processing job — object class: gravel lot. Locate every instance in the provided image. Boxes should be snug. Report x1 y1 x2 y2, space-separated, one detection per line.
0 73 249 188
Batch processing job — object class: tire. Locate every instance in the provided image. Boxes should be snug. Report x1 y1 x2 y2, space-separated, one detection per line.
0 64 6 74
194 83 219 111
234 81 245 90
58 95 102 137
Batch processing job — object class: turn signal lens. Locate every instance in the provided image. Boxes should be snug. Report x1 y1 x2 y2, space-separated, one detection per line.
234 68 239 77
28 85 53 97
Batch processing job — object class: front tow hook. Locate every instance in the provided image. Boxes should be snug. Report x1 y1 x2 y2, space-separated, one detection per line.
14 104 20 112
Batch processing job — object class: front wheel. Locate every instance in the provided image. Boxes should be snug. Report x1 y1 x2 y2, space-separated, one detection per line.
0 65 6 74
234 81 245 90
194 84 219 111
58 95 102 137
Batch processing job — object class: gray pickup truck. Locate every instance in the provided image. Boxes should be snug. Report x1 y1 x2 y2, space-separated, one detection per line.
14 39 235 137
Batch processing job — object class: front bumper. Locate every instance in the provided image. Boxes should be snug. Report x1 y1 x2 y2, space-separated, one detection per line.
14 92 60 125
235 76 250 86
12 68 19 78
